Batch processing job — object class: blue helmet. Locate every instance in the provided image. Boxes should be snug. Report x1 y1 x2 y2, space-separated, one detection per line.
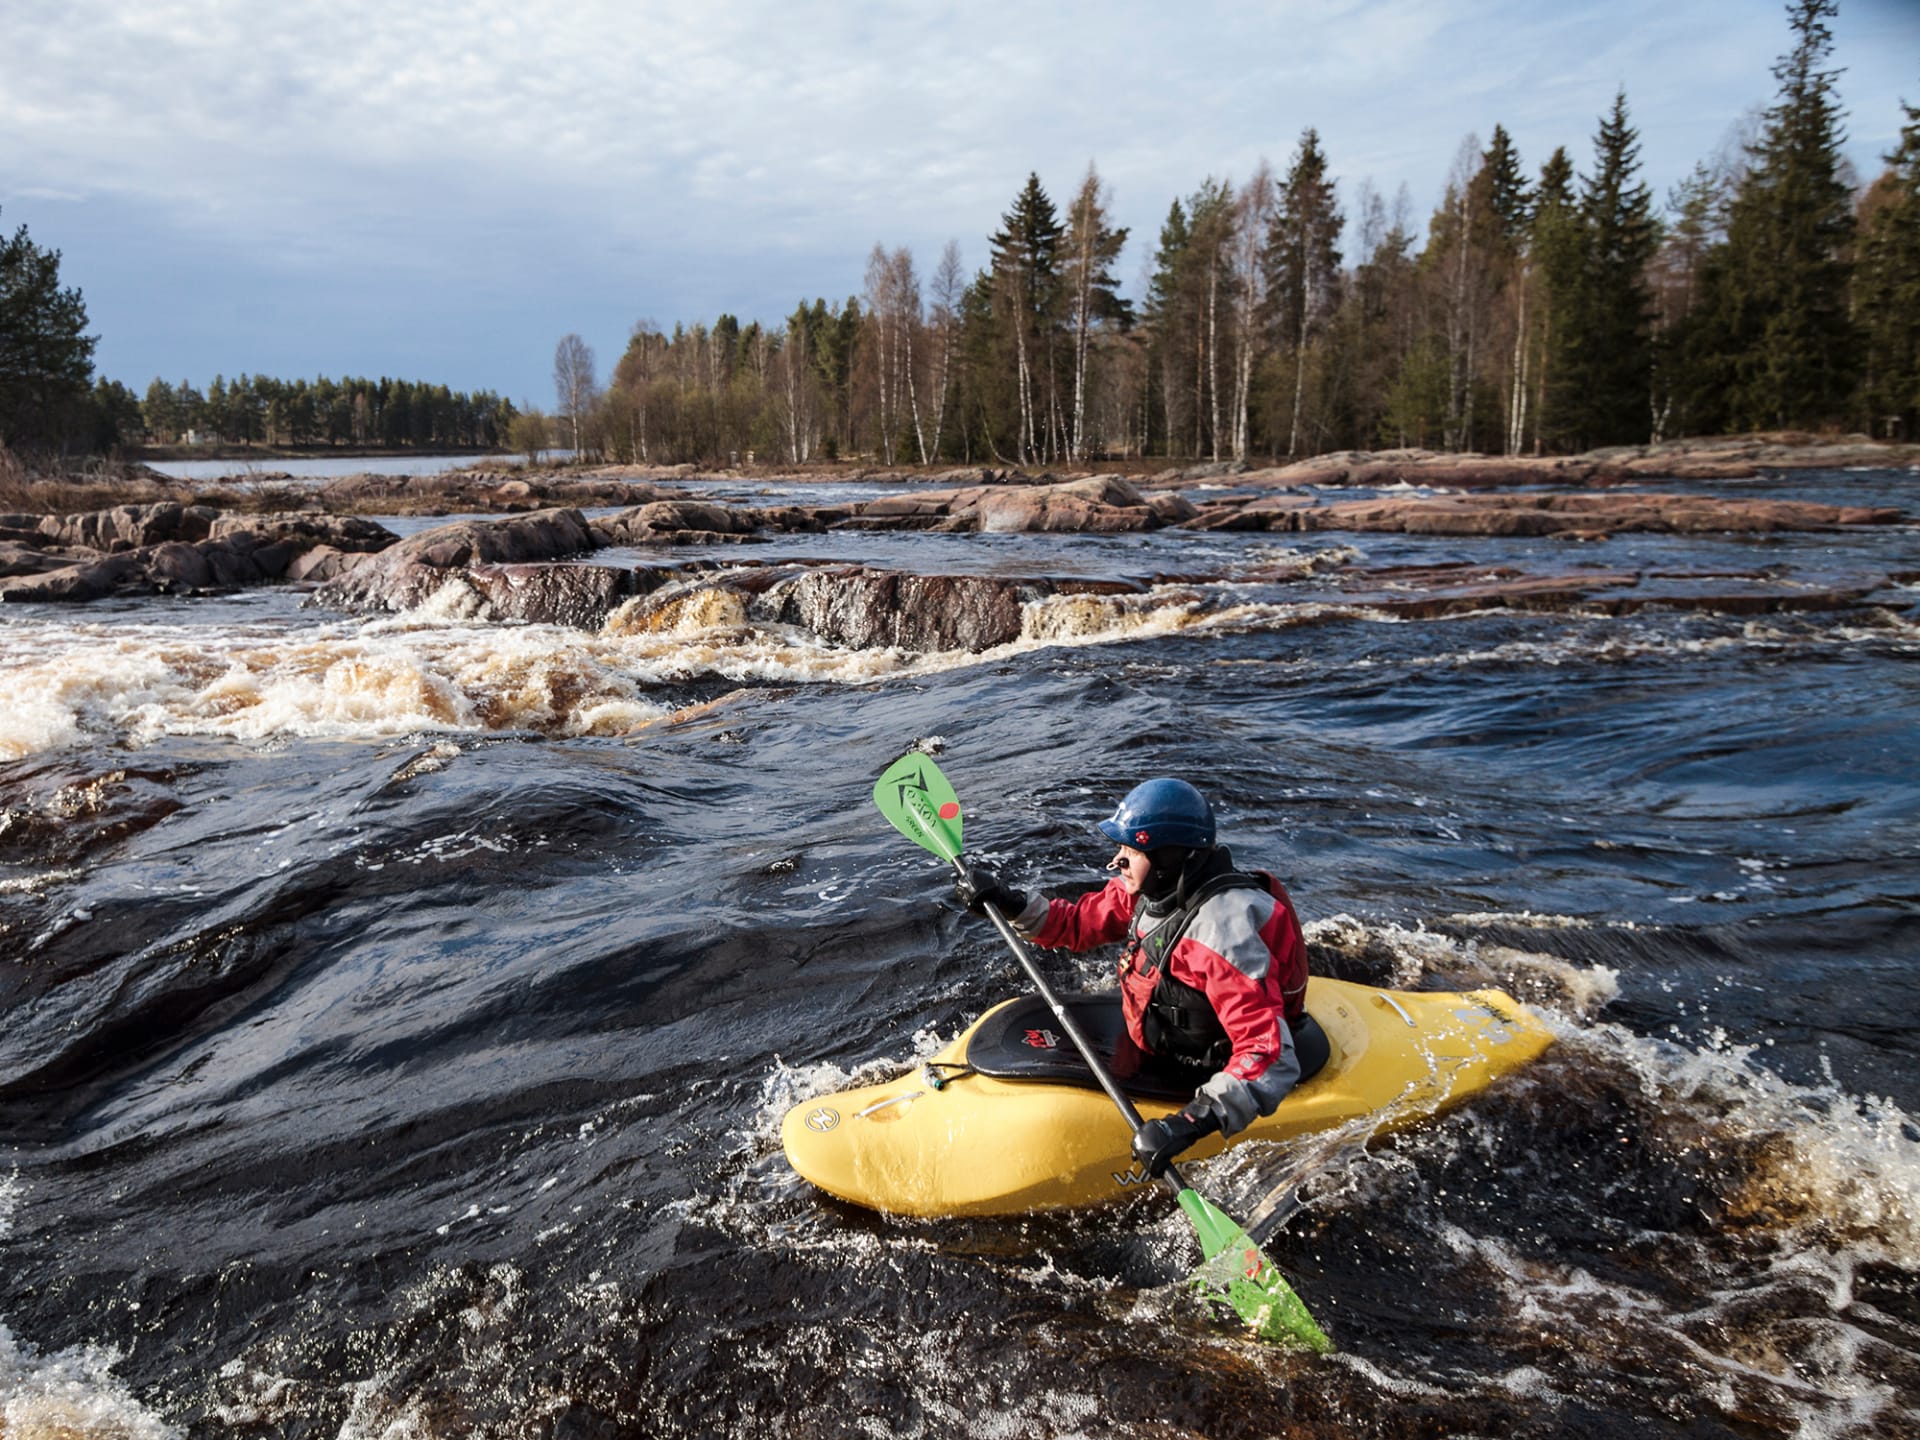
1098 778 1215 851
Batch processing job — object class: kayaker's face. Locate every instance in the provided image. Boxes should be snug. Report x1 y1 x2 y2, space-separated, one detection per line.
1109 844 1152 896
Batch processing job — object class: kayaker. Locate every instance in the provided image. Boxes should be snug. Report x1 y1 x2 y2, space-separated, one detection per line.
954 777 1310 1179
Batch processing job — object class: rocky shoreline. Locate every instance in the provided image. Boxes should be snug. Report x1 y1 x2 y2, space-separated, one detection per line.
2 436 1912 647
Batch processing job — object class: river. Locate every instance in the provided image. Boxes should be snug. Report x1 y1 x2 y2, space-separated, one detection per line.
1 465 1916 1437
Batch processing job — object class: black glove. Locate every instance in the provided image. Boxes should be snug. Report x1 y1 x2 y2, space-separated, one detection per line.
1131 1109 1221 1177
953 860 1026 919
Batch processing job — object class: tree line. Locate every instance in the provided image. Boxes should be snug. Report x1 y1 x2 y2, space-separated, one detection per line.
4 2 1912 467
544 0 1915 468
0 216 516 454
137 373 517 451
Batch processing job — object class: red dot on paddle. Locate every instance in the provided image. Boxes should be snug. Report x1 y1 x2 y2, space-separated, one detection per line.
939 802 960 820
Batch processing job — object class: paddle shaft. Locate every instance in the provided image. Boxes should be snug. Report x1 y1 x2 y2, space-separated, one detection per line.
965 864 1191 1200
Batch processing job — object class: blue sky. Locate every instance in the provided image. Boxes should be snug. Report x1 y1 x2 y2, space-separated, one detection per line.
3 0 1915 413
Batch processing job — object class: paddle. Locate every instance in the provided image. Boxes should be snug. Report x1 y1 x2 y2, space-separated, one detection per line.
873 752 1332 1352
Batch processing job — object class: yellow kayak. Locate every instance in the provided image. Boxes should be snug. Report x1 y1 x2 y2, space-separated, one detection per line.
782 975 1554 1217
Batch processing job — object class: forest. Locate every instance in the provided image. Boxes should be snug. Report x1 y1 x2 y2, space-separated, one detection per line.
541 0 1917 469
1 1 1913 469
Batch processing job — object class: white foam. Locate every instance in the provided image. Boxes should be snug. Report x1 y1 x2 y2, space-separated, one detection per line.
0 1322 181 1440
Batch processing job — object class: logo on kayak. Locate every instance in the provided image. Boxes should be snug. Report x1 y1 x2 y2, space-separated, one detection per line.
1455 1002 1517 1045
803 1106 841 1132
1023 1028 1061 1050
1114 1166 1152 1187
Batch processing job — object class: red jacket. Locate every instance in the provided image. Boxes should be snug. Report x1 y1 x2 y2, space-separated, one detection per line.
1029 872 1307 1088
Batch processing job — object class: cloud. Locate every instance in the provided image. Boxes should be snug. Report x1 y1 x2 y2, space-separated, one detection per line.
3 0 1915 399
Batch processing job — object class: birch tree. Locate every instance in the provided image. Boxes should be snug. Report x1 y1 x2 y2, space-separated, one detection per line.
1061 163 1130 461
926 240 965 460
553 333 598 457
1227 162 1275 461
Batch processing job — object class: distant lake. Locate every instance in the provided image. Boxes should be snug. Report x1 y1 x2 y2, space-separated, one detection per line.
144 452 571 482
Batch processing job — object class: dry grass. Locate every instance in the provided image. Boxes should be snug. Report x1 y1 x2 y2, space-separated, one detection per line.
0 446 194 515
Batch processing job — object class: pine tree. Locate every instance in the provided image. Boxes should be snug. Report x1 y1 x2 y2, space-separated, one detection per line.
1709 0 1858 429
1854 99 1920 437
0 210 97 450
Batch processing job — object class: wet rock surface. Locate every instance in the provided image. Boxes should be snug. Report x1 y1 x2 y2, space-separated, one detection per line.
0 504 396 603
310 508 597 614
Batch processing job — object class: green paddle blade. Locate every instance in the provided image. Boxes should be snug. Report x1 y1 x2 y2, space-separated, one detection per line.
1178 1187 1333 1352
874 754 964 863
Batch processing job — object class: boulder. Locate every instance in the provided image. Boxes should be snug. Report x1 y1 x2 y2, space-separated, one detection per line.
461 563 672 628
0 554 145 602
36 502 214 551
753 567 1050 652
594 501 764 544
0 541 76 578
285 546 361 583
207 511 395 554
847 476 1170 535
310 508 597 614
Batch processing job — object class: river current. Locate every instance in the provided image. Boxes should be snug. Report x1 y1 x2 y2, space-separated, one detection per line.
1 466 1916 1437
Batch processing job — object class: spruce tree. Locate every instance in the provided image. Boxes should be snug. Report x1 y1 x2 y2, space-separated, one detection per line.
988 174 1065 462
1853 100 1920 437
1713 0 1858 429
1482 124 1533 242
1265 130 1344 456
1572 91 1659 446
1143 199 1192 455
1529 147 1585 450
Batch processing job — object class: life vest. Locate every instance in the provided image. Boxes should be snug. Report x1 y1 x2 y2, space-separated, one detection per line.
1118 869 1305 1066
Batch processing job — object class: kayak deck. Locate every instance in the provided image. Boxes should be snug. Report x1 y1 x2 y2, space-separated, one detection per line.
781 975 1554 1217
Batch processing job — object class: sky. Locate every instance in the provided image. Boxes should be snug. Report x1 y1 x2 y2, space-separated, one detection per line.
3 0 1916 412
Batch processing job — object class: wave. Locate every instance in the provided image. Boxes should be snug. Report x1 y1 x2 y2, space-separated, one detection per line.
3 574 1913 760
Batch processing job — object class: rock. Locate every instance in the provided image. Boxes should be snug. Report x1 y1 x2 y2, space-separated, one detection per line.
310 508 597 614
594 501 764 545
35 502 214 551
1298 492 1903 537
0 554 145 602
315 471 676 514
752 567 1050 652
145 542 214 589
848 476 1169 535
285 546 360 583
0 541 76 578
461 563 671 628
207 511 395 554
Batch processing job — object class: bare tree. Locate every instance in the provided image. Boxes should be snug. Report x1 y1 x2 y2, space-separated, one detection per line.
926 240 964 460
1228 162 1276 461
553 333 598 457
1061 163 1129 462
